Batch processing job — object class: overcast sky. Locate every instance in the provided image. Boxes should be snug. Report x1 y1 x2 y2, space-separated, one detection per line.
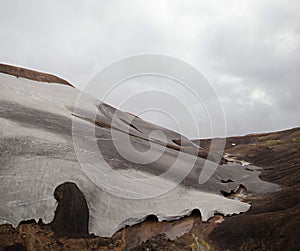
1 0 300 138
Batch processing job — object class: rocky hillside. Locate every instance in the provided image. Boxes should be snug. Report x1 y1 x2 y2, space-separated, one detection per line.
0 65 299 250
205 128 300 250
1 127 299 251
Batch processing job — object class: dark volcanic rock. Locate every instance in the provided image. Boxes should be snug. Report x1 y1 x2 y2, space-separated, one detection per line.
49 182 89 236
4 243 27 251
208 128 300 250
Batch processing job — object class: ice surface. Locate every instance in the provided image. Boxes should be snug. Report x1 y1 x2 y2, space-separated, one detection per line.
0 73 280 237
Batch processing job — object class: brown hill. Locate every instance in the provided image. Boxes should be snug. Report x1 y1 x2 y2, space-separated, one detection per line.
207 127 300 250
0 63 73 87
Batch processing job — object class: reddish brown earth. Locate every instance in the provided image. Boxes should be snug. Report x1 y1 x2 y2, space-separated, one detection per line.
0 212 222 251
0 63 73 87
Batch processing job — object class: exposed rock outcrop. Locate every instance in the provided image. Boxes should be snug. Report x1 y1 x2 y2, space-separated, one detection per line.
49 182 89 236
0 63 73 87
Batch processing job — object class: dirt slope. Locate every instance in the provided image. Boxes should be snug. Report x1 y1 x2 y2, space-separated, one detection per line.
208 127 300 250
0 63 73 87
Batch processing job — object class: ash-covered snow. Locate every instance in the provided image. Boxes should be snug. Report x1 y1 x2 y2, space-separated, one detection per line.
0 73 280 237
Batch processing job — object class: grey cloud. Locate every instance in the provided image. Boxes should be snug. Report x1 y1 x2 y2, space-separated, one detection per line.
1 0 299 138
